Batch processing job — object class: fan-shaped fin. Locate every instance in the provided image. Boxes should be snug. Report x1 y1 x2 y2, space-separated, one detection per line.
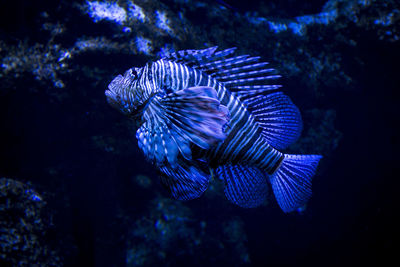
244 92 303 149
269 154 322 213
216 164 268 208
160 160 210 201
137 86 229 167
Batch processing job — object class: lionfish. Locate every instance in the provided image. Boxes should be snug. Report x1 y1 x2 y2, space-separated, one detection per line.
105 47 322 212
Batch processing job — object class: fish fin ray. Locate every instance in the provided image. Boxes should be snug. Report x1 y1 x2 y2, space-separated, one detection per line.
164 47 283 97
161 86 230 149
269 154 322 213
162 47 218 66
244 92 303 149
230 84 282 97
137 123 190 167
163 47 282 90
159 160 210 201
163 47 237 68
137 86 229 166
216 164 268 208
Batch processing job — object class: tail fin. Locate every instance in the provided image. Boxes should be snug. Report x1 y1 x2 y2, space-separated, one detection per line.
269 154 322 213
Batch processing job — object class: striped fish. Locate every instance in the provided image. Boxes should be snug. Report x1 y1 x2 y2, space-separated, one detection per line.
105 47 322 212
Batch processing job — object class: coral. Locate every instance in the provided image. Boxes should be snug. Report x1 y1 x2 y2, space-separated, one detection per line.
134 36 153 55
0 40 67 89
127 1 147 23
86 1 127 24
0 178 61 266
245 0 399 40
155 10 174 35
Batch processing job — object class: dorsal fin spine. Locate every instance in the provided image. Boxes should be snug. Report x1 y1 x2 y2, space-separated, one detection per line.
207 57 262 72
218 68 276 80
224 75 281 85
234 85 282 90
213 47 237 57
217 56 260 69
232 85 282 98
216 62 270 75
200 55 249 68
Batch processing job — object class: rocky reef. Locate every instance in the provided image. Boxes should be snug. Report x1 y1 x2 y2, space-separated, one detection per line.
125 196 250 266
0 178 61 266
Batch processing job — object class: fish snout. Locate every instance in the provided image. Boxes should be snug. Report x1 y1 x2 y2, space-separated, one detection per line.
105 74 124 110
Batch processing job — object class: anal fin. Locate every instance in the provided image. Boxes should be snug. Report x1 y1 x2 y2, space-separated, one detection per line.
216 164 268 208
159 160 210 201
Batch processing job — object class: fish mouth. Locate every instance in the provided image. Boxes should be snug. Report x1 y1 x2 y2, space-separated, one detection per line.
105 74 124 109
105 89 116 103
105 89 121 111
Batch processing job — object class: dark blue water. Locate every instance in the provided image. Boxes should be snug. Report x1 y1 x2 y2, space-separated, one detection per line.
0 0 397 266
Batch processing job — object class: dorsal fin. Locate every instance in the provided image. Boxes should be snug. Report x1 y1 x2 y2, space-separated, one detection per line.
245 92 303 150
162 47 219 67
163 47 300 149
164 47 282 96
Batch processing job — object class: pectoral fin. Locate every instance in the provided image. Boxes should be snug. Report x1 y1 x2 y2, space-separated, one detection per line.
137 86 229 167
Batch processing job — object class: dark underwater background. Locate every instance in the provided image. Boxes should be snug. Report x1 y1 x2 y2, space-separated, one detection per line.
0 0 398 266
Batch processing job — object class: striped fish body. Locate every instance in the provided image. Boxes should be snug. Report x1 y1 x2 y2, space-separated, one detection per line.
106 47 322 212
149 59 284 173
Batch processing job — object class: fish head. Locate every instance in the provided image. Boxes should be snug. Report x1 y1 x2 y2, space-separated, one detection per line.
105 67 144 116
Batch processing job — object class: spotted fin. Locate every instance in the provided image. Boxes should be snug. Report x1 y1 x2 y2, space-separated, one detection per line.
159 160 210 201
137 86 229 167
216 164 268 208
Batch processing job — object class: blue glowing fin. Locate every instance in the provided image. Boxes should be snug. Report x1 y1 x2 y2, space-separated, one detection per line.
162 47 219 67
137 123 192 167
137 86 229 167
269 154 322 213
216 164 268 208
244 92 303 150
161 86 230 149
164 47 282 96
159 160 210 201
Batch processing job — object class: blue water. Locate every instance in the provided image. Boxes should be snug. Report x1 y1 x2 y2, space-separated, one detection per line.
0 0 397 266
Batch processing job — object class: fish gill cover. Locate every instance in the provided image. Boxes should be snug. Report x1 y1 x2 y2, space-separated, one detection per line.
0 0 398 266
